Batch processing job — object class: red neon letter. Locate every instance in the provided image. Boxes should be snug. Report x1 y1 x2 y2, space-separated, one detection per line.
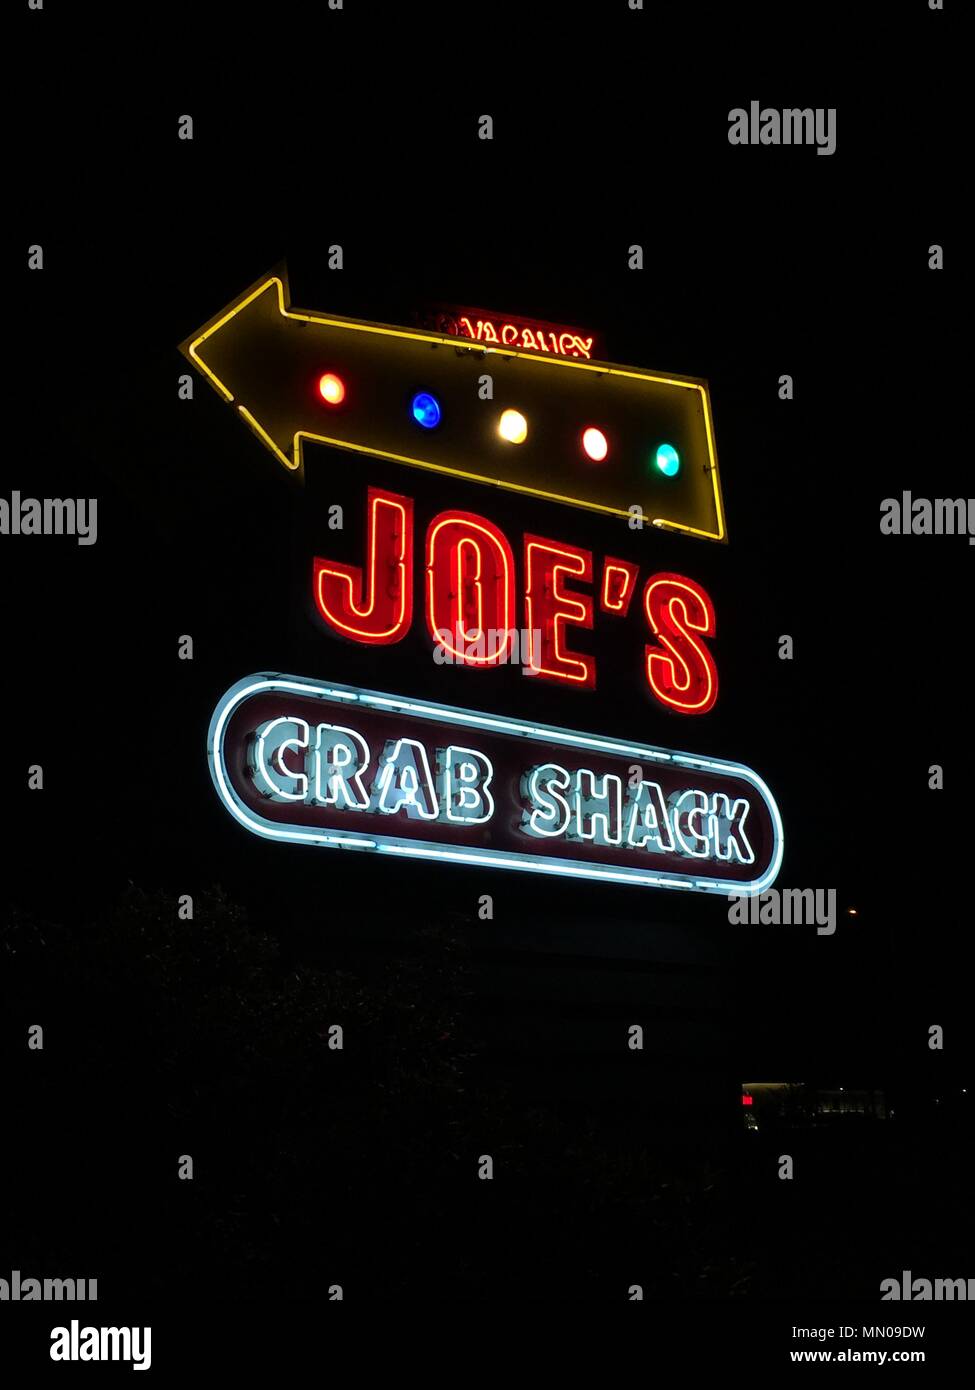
600 558 640 616
312 487 413 645
426 510 516 665
643 572 718 714
524 534 595 687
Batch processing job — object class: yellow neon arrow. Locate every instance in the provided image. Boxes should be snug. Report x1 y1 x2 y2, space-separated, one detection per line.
180 265 727 542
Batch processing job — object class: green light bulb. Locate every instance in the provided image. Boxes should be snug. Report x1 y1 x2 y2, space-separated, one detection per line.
655 443 680 477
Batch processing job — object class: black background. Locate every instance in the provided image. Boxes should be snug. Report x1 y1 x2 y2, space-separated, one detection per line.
3 0 970 1368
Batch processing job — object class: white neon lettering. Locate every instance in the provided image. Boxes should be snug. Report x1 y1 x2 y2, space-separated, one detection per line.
212 675 784 896
625 779 676 852
572 769 623 846
313 723 371 809
672 788 711 858
709 792 754 864
522 763 572 838
375 737 439 820
441 745 495 824
252 717 310 801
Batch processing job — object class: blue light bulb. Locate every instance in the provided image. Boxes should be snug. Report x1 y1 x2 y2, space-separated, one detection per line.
411 392 441 429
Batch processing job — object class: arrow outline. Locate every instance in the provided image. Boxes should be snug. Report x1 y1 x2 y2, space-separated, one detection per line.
181 268 727 542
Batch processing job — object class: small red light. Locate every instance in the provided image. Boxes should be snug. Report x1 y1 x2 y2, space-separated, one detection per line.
742 1094 753 1106
318 373 345 406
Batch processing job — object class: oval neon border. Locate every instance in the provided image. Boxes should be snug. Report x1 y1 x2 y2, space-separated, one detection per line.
208 672 784 896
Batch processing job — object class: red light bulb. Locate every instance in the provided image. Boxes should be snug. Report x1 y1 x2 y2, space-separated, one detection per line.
318 373 345 405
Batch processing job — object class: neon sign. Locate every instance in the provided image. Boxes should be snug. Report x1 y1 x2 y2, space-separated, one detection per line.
420 306 597 360
425 508 516 666
312 489 414 645
184 273 786 903
644 573 719 715
311 486 718 708
209 675 782 896
179 268 727 541
416 305 600 359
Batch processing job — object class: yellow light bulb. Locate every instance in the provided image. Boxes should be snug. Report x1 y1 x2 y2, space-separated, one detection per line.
498 408 528 444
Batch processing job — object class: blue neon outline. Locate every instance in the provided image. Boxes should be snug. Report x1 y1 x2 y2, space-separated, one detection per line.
207 673 785 896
